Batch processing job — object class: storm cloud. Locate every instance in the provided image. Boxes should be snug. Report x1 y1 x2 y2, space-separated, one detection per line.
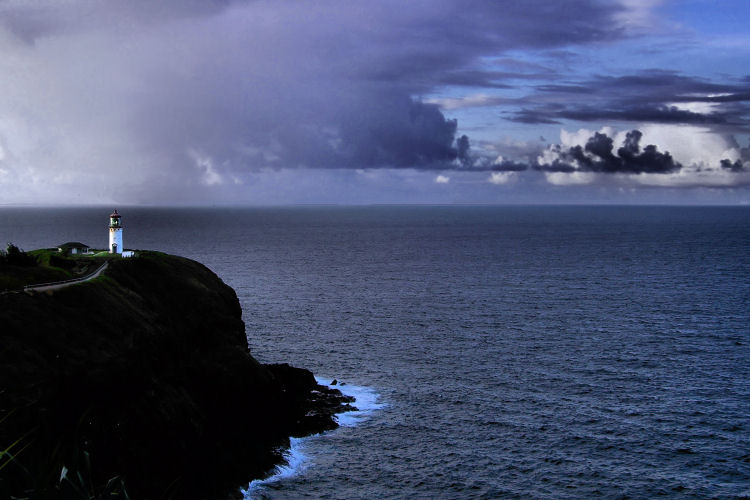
536 130 682 174
0 1 748 204
0 2 637 182
511 71 750 132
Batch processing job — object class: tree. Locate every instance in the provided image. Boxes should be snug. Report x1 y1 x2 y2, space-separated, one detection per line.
1 243 36 266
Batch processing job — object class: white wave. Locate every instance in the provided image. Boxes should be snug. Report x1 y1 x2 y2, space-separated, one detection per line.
241 376 383 499
315 376 386 427
241 437 307 498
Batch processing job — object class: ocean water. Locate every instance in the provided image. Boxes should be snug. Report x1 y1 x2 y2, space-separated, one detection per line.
2 206 749 498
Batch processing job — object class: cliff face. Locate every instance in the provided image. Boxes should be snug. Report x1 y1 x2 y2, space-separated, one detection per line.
0 252 351 499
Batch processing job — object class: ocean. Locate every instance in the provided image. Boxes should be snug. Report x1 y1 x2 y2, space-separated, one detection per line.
2 205 749 498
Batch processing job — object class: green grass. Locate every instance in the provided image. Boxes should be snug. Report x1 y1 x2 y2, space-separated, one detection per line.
1 249 114 291
0 265 71 291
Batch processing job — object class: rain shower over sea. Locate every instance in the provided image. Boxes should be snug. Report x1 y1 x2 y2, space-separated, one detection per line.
2 205 748 498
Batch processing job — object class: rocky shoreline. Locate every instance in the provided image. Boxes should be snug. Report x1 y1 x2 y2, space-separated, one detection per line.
0 251 355 498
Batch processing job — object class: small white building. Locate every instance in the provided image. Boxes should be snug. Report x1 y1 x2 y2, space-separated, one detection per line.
57 242 90 255
109 209 123 254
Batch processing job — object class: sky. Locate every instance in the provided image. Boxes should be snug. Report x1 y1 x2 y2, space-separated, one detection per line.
0 0 749 205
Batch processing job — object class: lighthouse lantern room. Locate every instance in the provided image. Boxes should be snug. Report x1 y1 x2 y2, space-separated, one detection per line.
109 209 123 254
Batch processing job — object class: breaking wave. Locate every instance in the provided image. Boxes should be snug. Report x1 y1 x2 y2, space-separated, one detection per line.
241 377 383 499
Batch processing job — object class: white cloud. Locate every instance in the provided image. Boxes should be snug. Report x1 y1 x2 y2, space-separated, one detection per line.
553 125 740 171
613 0 664 33
189 150 223 186
545 171 597 186
435 174 450 184
488 172 516 185
631 124 739 168
559 126 615 149
666 101 720 115
540 125 748 188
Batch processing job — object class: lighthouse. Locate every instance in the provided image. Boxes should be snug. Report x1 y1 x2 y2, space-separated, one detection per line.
108 209 123 254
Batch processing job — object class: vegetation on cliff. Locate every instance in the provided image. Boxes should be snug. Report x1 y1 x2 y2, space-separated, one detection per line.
0 251 353 499
0 244 112 291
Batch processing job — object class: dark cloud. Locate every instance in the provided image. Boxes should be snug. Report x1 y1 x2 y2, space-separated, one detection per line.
510 71 750 131
456 135 471 167
720 159 747 172
335 99 463 168
536 130 682 174
508 110 562 125
534 84 593 94
0 0 637 193
513 101 749 128
613 130 681 174
556 106 729 125
673 92 750 104
445 130 684 176
339 1 625 95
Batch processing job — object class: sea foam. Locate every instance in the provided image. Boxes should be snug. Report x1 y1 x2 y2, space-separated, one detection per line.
316 376 385 427
241 377 383 499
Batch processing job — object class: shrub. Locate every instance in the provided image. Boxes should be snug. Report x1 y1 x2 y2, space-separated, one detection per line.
1 243 36 267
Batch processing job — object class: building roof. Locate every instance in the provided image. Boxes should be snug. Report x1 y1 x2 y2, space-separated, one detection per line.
110 209 121 218
58 242 89 250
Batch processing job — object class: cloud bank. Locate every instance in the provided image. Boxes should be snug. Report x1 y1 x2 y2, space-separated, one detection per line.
0 1 747 204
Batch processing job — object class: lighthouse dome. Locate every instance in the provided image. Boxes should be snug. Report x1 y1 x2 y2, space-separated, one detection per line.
110 209 121 218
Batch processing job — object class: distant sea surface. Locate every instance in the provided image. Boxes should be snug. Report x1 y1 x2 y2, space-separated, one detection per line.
2 205 749 498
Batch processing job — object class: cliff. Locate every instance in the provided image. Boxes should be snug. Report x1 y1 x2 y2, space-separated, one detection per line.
0 251 353 499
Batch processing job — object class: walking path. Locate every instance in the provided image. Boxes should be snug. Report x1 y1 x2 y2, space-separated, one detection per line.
23 261 110 293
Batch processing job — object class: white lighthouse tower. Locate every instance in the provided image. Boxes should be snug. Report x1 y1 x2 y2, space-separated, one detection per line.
108 209 123 254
